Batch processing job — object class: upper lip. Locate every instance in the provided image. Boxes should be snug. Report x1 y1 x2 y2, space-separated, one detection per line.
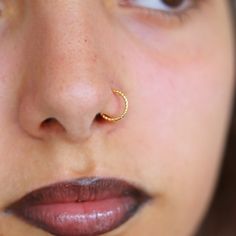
6 177 152 236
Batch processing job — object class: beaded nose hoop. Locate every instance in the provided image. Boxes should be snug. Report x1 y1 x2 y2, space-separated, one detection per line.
100 89 128 122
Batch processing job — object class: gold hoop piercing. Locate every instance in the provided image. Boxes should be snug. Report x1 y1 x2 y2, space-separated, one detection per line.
100 89 128 122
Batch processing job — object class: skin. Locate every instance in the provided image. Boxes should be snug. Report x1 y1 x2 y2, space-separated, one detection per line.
0 0 234 235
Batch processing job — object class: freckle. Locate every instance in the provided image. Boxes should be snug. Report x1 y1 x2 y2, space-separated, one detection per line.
84 39 88 43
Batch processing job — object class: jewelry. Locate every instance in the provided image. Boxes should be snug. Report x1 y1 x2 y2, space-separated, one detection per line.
100 89 128 122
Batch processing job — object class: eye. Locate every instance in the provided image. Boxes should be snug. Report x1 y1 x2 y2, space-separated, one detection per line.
119 0 195 13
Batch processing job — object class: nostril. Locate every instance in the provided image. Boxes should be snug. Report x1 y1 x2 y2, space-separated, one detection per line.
40 118 66 133
94 113 106 123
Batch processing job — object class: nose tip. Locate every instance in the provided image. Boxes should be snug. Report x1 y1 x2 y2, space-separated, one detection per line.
19 78 113 142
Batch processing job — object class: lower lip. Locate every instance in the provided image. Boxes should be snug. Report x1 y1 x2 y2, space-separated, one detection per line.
15 196 139 236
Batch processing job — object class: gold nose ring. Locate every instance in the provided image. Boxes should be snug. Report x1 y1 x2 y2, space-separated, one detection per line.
100 89 128 122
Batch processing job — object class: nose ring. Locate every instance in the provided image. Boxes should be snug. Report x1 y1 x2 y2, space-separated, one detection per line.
100 89 128 122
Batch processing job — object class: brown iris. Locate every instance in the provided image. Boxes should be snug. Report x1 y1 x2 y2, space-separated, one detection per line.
162 0 185 8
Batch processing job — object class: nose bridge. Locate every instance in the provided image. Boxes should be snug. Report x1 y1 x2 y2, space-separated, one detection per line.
19 1 113 141
38 2 106 109
36 1 100 74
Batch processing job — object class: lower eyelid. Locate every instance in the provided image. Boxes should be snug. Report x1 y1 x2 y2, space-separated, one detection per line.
119 0 193 12
117 0 206 28
117 5 191 28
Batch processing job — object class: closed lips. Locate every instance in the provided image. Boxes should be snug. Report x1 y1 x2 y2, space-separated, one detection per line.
6 177 151 236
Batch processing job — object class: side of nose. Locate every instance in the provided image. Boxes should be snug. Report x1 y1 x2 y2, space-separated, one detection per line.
18 2 115 142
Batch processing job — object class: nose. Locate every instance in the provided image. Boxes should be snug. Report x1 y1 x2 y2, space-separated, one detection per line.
18 1 117 142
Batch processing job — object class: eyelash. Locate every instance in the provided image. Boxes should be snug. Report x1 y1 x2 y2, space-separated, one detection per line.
118 0 204 25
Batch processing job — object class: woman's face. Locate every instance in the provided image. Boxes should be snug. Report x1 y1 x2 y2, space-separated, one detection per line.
0 0 234 235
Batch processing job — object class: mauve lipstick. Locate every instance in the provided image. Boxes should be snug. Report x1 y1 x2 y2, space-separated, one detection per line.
6 177 151 236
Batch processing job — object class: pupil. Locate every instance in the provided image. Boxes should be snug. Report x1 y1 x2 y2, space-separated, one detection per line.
161 0 184 8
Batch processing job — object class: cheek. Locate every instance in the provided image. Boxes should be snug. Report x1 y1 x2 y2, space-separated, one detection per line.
114 21 234 233
120 12 234 177
0 32 41 207
0 36 26 117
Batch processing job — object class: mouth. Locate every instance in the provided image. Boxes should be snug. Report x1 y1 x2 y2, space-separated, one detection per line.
6 177 152 236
